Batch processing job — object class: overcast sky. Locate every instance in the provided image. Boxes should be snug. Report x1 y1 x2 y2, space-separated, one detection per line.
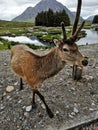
0 0 98 21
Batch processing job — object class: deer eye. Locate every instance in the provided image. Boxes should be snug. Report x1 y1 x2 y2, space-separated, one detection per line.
63 48 69 52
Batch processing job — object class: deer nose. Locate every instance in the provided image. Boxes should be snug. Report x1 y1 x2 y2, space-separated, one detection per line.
82 59 88 66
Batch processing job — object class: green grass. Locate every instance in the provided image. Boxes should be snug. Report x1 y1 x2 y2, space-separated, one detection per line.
0 20 87 50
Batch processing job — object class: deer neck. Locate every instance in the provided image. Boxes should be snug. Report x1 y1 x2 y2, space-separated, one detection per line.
41 48 65 78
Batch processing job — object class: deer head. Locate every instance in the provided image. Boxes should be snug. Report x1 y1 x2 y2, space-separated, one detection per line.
53 0 88 80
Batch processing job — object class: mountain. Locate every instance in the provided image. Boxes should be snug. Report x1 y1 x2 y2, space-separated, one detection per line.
12 0 75 23
86 15 95 21
72 12 83 21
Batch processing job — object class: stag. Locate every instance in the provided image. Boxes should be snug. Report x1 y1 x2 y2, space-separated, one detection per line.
11 0 88 118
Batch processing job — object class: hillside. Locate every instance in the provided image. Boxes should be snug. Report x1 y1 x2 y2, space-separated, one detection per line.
86 15 95 21
12 0 75 23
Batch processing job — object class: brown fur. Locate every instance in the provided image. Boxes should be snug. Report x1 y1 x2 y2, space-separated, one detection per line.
11 44 65 89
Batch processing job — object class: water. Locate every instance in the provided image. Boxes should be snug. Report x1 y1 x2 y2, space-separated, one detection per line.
0 36 44 46
77 29 98 45
0 29 98 46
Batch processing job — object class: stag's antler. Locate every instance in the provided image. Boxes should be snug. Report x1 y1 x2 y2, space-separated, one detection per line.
61 0 85 44
72 0 82 35
61 22 67 40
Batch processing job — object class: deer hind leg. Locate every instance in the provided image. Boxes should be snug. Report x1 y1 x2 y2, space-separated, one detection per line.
32 89 54 118
19 78 23 90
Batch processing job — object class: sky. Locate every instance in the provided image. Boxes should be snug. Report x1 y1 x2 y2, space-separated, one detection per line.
0 0 98 21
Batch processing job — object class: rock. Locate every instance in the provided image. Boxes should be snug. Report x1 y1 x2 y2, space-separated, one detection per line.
26 105 32 112
6 95 11 99
91 102 95 106
83 75 94 82
74 107 79 113
41 104 45 109
0 85 2 88
14 82 18 86
71 112 75 116
89 108 94 111
1 104 5 110
18 100 22 104
3 92 6 96
24 112 29 117
4 63 7 66
6 86 14 93
56 110 59 114
69 114 74 119
38 112 43 117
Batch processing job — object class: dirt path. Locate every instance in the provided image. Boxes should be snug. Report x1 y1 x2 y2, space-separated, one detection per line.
0 44 98 130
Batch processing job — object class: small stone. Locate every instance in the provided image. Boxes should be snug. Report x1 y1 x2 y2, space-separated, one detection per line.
71 87 75 91
0 85 2 88
84 75 94 82
18 100 22 104
56 110 59 114
74 107 79 113
38 112 43 117
66 105 69 108
34 125 37 128
17 125 20 129
60 78 63 81
1 105 5 110
3 92 6 96
6 86 14 92
91 102 95 106
22 106 26 109
4 63 7 66
24 112 29 117
41 104 45 109
89 108 94 111
14 82 18 86
88 76 94 81
69 114 74 119
7 95 10 99
26 105 32 112
71 112 75 116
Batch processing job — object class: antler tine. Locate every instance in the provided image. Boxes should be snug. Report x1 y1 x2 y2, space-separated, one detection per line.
67 20 85 43
72 0 82 35
61 22 67 40
74 20 85 38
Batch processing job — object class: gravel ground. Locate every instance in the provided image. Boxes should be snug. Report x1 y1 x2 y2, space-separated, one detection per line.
0 44 98 130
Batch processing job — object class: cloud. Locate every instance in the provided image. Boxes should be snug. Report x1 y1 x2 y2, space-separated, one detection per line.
57 0 98 18
0 0 98 20
0 0 40 20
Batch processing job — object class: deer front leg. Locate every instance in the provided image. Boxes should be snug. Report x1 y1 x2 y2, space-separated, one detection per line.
34 90 54 118
31 90 37 109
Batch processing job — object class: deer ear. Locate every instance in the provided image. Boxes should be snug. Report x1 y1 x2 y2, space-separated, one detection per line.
53 39 61 47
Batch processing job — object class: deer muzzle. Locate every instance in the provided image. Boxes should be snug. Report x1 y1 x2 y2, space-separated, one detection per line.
72 57 88 80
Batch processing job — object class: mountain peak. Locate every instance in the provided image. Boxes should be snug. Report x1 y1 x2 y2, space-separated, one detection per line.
12 0 74 23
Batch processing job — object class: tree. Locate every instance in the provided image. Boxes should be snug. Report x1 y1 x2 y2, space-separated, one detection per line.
92 15 98 24
46 9 54 26
35 9 70 27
